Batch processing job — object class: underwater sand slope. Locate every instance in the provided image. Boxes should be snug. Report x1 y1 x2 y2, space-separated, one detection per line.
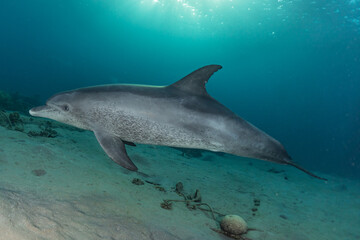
0 114 359 240
0 187 180 240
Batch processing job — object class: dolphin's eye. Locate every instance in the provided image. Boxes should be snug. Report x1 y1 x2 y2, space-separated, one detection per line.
62 105 70 111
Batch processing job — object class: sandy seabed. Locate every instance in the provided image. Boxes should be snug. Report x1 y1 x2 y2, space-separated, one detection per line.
0 115 359 240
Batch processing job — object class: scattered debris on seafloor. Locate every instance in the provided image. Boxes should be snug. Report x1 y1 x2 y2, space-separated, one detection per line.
130 178 256 239
162 182 256 240
132 178 144 185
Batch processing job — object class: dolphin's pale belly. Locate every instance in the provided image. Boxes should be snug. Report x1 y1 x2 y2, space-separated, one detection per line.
91 100 229 152
118 115 212 148
118 114 226 152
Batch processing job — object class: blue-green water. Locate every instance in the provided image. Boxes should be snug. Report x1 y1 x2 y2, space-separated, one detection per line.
0 0 359 179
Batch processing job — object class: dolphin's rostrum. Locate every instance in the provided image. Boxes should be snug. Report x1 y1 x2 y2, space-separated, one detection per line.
30 65 326 180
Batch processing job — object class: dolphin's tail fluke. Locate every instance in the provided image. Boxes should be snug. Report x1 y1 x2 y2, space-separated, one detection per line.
286 160 328 181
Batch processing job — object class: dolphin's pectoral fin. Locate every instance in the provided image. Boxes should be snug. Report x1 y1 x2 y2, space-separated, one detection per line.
93 130 138 171
169 65 222 96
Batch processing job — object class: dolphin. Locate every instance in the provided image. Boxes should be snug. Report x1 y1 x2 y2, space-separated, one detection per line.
29 65 326 180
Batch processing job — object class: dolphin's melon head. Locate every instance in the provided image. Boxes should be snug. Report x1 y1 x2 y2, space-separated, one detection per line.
29 91 87 130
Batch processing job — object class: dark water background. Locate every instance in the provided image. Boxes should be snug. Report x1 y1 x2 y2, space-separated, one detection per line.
1 0 359 179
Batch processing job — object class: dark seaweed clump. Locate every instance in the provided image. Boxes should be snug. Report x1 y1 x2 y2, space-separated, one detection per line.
131 178 144 185
31 169 47 176
0 111 24 132
0 110 58 138
27 121 58 138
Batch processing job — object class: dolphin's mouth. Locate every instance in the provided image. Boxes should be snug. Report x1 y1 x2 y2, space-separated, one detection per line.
29 105 53 117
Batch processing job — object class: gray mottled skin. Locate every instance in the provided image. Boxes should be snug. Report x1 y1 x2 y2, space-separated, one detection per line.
29 65 326 180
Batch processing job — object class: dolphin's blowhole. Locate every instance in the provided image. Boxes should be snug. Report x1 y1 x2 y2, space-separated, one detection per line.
220 215 248 235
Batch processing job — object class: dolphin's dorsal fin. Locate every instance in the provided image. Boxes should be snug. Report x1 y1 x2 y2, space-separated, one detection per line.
169 65 222 96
